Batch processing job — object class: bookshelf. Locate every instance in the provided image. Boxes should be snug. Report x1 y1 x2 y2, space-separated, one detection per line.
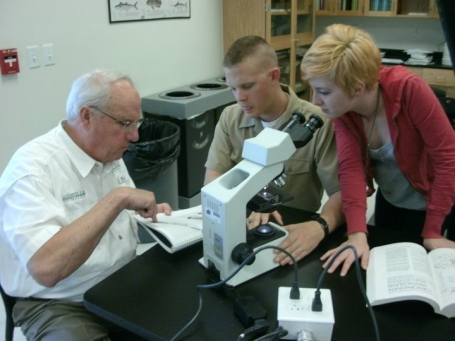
315 0 439 17
223 0 314 97
315 0 364 16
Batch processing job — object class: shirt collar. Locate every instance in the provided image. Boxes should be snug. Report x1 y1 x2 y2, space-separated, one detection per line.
57 120 100 178
239 115 256 129
239 84 293 129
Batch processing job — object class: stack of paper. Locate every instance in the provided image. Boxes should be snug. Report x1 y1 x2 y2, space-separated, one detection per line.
382 58 404 64
404 49 433 65
442 43 452 66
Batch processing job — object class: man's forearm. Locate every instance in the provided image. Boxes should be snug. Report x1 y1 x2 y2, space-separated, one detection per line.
26 188 128 287
318 191 345 234
204 168 222 186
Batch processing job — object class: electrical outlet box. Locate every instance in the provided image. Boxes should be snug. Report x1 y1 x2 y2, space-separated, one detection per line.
277 287 334 341
1 48 20 74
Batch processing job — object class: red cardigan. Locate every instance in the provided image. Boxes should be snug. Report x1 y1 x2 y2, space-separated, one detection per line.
334 66 455 238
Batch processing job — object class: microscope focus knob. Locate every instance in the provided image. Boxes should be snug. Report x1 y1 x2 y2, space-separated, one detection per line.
231 243 255 265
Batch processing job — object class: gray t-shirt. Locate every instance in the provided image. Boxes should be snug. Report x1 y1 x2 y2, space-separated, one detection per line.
370 142 426 210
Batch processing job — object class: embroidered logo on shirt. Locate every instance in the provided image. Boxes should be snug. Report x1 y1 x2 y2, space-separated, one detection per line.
62 190 86 203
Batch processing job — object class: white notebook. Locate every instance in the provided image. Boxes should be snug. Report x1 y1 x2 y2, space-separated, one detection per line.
134 205 202 253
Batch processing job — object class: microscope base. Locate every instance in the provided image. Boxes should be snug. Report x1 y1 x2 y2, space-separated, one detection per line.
199 222 289 287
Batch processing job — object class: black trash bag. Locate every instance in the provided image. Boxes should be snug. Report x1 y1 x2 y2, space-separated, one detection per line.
123 118 180 185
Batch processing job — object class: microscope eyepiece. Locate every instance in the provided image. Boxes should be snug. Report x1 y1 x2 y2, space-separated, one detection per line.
280 112 324 148
278 112 305 133
304 114 324 134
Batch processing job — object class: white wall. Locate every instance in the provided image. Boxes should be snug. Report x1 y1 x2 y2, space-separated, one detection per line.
0 0 224 172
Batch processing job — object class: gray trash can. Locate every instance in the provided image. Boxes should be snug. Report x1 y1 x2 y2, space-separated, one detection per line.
141 78 235 209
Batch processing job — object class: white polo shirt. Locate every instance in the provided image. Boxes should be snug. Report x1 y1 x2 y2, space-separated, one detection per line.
0 121 138 302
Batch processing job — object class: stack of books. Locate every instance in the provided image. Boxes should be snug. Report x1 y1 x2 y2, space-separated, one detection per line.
369 0 392 11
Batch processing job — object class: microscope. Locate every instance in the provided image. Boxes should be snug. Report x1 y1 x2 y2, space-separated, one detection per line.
199 113 323 286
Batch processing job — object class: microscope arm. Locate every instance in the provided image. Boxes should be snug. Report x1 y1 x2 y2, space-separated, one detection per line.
248 113 325 212
201 128 295 285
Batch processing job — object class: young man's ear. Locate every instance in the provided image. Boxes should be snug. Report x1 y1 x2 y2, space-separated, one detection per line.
270 67 281 84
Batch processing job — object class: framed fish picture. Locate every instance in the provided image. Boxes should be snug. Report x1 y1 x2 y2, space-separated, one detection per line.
108 0 190 23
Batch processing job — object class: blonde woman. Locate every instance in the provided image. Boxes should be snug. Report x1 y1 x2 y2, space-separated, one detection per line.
301 24 455 276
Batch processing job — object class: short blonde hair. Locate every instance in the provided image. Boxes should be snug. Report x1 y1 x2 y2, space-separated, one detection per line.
223 35 278 72
301 24 381 96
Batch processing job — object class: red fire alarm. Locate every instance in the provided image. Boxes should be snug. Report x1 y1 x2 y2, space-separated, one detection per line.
1 48 20 75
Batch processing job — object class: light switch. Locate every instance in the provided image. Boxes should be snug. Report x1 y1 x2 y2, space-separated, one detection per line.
26 46 40 69
42 43 55 66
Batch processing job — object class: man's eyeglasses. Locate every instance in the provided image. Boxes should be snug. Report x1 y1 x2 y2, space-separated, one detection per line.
89 106 143 131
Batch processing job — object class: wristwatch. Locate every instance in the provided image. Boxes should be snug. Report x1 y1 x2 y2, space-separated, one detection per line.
311 215 329 239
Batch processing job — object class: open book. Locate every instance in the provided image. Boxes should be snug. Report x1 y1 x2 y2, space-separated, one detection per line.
134 205 202 253
367 242 455 318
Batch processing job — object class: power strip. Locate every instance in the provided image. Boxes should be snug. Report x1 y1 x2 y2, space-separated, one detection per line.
277 287 334 340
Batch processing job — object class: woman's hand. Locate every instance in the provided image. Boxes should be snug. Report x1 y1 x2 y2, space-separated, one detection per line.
320 232 369 276
423 237 455 250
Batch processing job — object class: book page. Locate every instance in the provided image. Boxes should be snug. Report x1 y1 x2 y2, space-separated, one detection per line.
428 248 455 316
134 205 202 253
367 242 439 311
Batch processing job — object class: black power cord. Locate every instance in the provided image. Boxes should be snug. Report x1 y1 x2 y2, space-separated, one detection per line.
170 244 381 341
252 326 288 341
236 319 270 341
312 245 381 341
169 245 298 341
